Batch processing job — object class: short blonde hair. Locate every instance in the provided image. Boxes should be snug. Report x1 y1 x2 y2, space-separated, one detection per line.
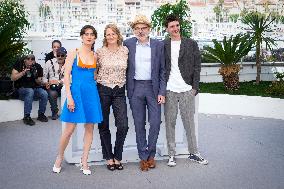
103 24 123 47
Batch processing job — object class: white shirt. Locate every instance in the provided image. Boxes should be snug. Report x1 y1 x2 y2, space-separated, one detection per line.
134 40 152 80
43 58 64 84
167 40 192 92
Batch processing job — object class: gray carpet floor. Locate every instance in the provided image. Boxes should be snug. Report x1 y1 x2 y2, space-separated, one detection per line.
0 114 283 189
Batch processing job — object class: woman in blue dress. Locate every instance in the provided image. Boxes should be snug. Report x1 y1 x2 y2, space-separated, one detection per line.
53 25 103 175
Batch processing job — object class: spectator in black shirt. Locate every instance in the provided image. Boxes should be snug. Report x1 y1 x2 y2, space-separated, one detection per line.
45 40 62 63
11 54 49 126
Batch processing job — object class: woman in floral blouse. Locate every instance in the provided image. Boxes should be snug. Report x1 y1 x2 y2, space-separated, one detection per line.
96 24 129 171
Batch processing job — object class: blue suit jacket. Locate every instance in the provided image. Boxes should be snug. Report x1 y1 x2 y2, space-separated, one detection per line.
124 37 166 99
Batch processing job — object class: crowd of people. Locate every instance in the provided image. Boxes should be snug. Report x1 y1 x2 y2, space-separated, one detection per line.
11 14 208 175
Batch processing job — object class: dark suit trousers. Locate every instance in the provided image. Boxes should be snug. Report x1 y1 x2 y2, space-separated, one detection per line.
129 80 161 161
98 84 129 161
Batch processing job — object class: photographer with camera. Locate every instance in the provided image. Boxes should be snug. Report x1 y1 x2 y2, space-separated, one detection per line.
43 47 67 120
45 40 62 63
11 54 49 126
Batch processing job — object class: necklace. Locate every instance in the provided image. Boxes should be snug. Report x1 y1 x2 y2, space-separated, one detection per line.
107 46 120 53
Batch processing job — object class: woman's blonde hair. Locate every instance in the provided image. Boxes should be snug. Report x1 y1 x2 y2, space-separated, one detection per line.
103 24 123 47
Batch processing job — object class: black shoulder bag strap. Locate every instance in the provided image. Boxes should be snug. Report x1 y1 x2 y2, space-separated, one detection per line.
50 59 56 78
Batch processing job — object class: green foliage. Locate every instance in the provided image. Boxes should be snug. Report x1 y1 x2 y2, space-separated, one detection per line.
275 72 284 81
265 55 277 62
229 14 239 23
200 81 283 99
213 0 227 22
241 11 277 84
240 9 248 17
241 11 276 51
272 13 284 24
201 52 219 63
202 34 253 66
213 5 222 22
213 5 221 15
0 0 30 79
39 3 51 18
266 81 284 97
202 34 253 91
280 16 284 24
151 0 191 38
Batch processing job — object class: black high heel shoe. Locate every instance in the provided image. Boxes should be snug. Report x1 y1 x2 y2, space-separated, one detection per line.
114 163 124 170
107 164 115 171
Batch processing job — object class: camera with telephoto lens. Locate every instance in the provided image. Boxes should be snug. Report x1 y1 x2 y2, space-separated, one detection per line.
25 65 38 78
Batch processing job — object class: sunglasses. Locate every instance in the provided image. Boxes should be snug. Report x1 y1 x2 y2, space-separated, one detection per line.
57 54 65 58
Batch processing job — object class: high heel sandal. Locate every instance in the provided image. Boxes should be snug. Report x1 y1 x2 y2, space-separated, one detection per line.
106 159 115 171
114 163 124 170
52 164 62 173
80 159 91 175
52 157 63 173
107 164 115 171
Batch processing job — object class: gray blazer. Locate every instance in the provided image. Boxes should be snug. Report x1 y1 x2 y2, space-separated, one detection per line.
124 37 166 99
164 37 201 91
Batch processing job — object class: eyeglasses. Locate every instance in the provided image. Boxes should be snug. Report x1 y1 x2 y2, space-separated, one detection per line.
84 33 96 37
134 26 149 32
57 54 65 58
26 57 35 61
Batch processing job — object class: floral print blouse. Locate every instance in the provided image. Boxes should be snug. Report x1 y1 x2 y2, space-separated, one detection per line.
96 46 128 88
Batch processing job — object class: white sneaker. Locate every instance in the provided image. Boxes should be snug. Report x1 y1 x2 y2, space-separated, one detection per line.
167 156 177 167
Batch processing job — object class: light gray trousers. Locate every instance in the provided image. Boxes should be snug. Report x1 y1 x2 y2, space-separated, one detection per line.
164 90 198 156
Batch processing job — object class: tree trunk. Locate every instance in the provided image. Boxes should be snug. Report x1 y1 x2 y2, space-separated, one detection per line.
255 39 261 84
222 73 240 90
219 65 240 90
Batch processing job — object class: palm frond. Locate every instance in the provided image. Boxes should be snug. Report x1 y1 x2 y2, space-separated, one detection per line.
203 34 253 65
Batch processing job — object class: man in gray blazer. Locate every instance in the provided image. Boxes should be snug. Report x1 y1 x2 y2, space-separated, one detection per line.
163 14 208 167
124 15 166 171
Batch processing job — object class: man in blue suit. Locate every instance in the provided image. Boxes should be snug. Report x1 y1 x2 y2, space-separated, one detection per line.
124 15 166 171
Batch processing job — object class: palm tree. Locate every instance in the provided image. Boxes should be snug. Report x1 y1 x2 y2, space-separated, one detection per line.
203 34 253 90
213 0 225 22
241 11 276 84
39 3 51 20
223 8 230 22
229 14 239 23
213 6 222 22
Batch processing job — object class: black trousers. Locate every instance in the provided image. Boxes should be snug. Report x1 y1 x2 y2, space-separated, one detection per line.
98 84 128 161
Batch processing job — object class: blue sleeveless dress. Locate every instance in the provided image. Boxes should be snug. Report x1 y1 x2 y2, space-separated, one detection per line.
60 56 103 124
